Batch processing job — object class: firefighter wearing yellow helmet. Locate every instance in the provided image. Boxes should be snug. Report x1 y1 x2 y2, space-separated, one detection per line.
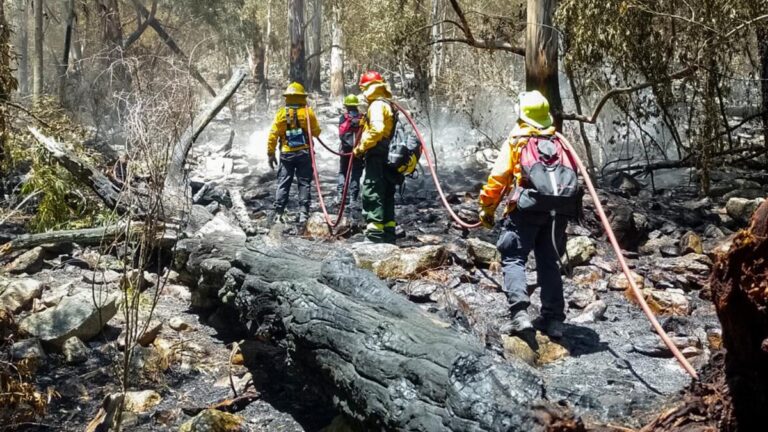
267 82 321 225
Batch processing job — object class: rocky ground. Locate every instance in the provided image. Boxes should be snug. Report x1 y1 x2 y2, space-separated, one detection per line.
2 101 766 431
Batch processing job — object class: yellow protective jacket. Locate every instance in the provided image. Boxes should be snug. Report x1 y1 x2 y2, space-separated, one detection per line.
479 120 557 215
267 99 321 156
357 82 395 155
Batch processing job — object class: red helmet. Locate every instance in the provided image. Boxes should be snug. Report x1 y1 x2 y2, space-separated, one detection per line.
359 70 384 88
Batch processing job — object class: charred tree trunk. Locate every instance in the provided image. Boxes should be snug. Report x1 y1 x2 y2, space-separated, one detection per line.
288 0 306 85
59 0 75 103
710 201 768 428
758 26 768 154
32 0 43 104
250 21 267 103
329 1 344 98
15 0 29 96
175 235 583 432
306 0 322 91
525 0 562 130
0 0 11 177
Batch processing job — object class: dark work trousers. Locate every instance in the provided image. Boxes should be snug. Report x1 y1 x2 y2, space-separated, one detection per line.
496 210 569 321
274 150 313 216
337 153 364 208
362 155 398 243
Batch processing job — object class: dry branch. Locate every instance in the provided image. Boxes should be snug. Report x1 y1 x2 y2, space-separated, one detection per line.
163 67 247 209
438 0 525 56
560 67 696 124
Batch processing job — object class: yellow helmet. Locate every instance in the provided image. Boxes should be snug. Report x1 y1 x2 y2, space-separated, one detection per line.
284 82 307 97
519 90 553 129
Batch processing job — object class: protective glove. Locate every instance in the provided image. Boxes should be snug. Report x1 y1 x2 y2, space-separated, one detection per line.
268 154 277 170
353 146 365 159
479 208 495 229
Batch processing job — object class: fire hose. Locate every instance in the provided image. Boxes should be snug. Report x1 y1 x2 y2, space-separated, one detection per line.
301 102 698 379
306 117 358 233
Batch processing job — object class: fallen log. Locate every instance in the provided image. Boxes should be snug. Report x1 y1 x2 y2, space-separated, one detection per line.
0 222 177 256
28 128 132 214
228 188 255 235
176 235 583 431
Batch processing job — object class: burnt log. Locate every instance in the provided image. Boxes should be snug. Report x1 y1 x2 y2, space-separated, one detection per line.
710 200 768 428
176 235 583 431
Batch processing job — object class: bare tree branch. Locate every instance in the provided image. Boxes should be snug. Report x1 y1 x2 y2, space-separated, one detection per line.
438 0 525 56
560 67 696 124
122 0 157 50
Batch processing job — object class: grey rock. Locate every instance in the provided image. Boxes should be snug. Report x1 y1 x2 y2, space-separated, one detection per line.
723 188 766 201
570 300 607 324
725 197 765 225
0 278 44 313
19 292 118 349
82 270 122 285
11 338 46 361
349 242 399 270
5 247 45 274
466 238 500 267
639 236 678 256
62 337 88 364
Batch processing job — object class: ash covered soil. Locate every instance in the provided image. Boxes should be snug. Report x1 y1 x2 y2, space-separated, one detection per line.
3 105 766 431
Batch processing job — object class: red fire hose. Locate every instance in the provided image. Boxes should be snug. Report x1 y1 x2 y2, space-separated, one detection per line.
556 132 698 380
389 100 482 229
306 116 357 233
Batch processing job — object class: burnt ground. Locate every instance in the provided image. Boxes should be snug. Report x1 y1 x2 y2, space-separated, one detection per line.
4 110 765 431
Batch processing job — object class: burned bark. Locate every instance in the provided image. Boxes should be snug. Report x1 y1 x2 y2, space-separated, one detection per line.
288 0 306 85
526 0 562 130
710 200 768 428
175 235 583 432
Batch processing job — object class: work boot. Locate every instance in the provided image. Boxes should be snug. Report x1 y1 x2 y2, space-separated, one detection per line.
501 310 533 334
533 316 565 339
298 212 309 225
269 211 287 225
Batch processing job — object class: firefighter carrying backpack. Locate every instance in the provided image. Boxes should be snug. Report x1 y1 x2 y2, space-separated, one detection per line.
339 111 362 152
285 106 308 149
383 101 421 176
510 135 582 216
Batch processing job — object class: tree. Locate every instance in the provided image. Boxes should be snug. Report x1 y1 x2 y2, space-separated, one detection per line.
329 0 344 98
289 0 306 85
15 0 28 96
307 0 322 91
32 0 42 104
526 0 561 129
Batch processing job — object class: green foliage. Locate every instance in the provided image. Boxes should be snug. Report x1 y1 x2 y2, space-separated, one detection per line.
5 98 106 232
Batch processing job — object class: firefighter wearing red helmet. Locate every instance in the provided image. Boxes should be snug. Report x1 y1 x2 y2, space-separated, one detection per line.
354 71 398 244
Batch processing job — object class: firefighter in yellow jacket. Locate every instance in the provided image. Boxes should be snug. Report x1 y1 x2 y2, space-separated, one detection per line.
267 82 321 225
353 71 398 243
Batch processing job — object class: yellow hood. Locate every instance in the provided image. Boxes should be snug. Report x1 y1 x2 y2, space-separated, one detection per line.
363 82 392 102
510 120 556 138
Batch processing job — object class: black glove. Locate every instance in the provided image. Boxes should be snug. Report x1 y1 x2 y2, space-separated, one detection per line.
268 154 277 170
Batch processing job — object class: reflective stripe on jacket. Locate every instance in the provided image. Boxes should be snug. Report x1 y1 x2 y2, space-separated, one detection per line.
479 120 557 215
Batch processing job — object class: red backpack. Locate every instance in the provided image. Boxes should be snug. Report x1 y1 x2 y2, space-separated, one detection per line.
339 111 362 151
510 136 582 216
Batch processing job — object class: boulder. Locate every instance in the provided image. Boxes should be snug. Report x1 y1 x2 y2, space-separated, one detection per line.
195 214 247 245
62 336 88 364
570 300 607 324
374 245 448 279
0 278 44 313
11 338 46 361
124 390 162 413
349 243 399 270
567 284 596 309
645 288 691 316
502 332 570 366
607 205 647 250
563 236 596 267
726 197 765 225
639 236 678 256
608 271 645 291
179 409 246 432
169 317 193 332
305 212 330 238
679 231 704 255
5 247 45 274
723 188 766 201
82 270 122 285
19 292 118 349
466 238 500 267
632 335 700 358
